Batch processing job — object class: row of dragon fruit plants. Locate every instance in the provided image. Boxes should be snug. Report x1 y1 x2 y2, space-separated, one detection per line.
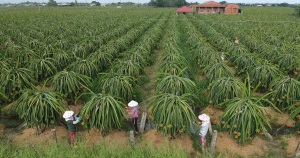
178 13 300 144
0 8 174 134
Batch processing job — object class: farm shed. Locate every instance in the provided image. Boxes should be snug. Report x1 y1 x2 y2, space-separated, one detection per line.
224 4 239 15
176 6 194 15
194 1 239 15
195 1 225 14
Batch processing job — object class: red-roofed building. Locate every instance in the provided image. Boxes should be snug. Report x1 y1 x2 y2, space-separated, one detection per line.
194 1 239 15
176 6 194 15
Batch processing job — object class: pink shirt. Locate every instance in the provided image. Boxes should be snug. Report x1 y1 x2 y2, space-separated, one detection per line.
131 107 138 118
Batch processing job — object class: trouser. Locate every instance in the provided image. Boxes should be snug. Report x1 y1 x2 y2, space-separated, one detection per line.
132 118 138 132
200 135 206 148
69 132 75 145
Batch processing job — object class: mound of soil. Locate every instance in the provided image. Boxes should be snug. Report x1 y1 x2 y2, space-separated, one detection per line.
201 106 223 125
13 125 128 148
142 129 166 146
142 130 196 156
279 134 299 157
13 126 69 145
84 129 129 148
263 107 295 127
216 132 269 157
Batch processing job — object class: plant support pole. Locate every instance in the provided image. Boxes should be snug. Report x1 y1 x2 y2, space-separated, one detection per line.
210 130 218 155
130 130 135 148
51 128 57 143
139 112 147 134
294 140 300 158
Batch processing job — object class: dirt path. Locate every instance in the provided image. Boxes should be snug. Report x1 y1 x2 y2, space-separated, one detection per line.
139 50 162 112
138 20 169 113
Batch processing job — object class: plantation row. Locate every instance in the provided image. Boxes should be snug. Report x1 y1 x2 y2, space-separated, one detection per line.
0 7 300 145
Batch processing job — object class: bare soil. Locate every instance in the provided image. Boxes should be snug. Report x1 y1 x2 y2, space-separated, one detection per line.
13 126 69 145
68 100 84 115
201 106 223 125
263 107 295 127
83 129 129 148
216 132 269 157
142 129 167 147
279 134 299 157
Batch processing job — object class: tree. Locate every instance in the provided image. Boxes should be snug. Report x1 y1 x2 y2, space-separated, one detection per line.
176 0 187 7
149 0 186 7
219 1 227 5
295 5 300 17
91 1 101 6
278 2 289 7
48 0 58 6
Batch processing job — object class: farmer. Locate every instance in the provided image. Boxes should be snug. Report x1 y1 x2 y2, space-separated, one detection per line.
198 113 210 149
127 100 139 134
221 52 225 61
63 110 81 146
235 37 239 44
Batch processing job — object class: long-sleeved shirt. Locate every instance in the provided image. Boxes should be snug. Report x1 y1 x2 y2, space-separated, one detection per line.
131 107 138 118
199 121 209 136
65 116 79 132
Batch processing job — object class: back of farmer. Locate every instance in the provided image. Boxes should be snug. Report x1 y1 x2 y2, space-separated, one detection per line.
198 113 210 150
128 100 139 134
63 110 80 146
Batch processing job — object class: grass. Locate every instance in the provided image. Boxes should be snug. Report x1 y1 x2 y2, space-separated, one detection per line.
0 118 23 128
279 140 288 150
0 137 229 158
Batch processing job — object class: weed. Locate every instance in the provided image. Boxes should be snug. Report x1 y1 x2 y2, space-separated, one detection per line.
280 140 288 150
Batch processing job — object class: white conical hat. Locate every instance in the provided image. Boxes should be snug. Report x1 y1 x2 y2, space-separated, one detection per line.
63 111 74 118
198 113 210 121
128 100 138 107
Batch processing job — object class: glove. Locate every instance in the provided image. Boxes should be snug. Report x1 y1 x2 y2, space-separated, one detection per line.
76 117 81 121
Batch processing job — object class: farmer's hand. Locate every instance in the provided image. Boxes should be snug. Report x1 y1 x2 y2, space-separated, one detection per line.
76 117 81 121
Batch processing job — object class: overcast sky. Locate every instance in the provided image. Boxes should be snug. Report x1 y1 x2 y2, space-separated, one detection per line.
0 0 298 4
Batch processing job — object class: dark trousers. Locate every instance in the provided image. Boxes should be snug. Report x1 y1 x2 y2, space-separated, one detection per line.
132 118 138 132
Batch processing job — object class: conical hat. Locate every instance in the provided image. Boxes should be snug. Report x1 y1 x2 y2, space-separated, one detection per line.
198 114 210 121
128 100 138 107
63 111 74 118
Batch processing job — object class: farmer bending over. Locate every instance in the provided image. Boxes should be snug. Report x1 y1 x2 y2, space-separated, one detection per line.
198 113 210 150
63 110 81 146
127 100 139 134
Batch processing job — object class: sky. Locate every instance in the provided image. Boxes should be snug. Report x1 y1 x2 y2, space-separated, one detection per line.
0 0 298 4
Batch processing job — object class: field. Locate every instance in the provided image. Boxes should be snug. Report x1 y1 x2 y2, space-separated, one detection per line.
0 6 300 158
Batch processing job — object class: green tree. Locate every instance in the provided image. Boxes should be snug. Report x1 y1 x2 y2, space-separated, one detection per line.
91 1 101 6
150 0 186 7
219 1 227 4
295 5 300 17
278 2 289 7
48 0 58 6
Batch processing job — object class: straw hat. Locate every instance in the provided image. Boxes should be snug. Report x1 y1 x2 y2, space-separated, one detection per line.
198 114 210 122
128 100 138 107
63 110 74 118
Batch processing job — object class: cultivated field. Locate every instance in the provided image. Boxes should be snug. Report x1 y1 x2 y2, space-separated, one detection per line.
0 6 300 157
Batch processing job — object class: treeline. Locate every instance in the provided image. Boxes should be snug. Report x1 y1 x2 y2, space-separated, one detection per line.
295 5 300 17
148 0 187 7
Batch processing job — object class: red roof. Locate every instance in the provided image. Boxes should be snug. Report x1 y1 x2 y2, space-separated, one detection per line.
176 6 194 13
195 1 225 8
225 4 239 9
